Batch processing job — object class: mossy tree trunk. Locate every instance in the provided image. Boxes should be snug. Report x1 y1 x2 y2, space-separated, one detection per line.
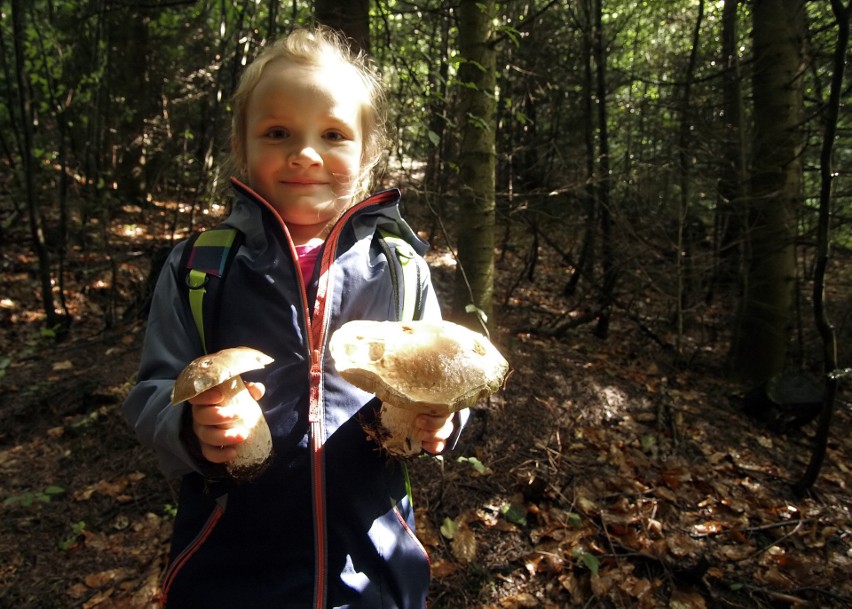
452 0 497 334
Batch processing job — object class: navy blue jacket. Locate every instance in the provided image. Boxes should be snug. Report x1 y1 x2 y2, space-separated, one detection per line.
123 180 445 608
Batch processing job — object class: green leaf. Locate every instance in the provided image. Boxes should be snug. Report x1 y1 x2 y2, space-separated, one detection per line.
427 130 441 147
580 552 600 574
44 485 66 499
501 502 527 527
566 512 583 528
573 548 600 574
58 521 87 551
457 455 489 474
440 517 458 539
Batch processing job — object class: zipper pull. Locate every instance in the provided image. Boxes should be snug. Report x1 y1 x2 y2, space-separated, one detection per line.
309 349 322 423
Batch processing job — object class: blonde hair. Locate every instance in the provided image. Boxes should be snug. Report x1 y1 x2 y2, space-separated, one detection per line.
229 26 388 202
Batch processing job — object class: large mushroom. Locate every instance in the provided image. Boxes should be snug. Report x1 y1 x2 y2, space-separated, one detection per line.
171 347 274 482
329 320 509 456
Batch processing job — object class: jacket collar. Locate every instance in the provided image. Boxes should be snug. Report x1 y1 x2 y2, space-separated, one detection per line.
225 177 426 256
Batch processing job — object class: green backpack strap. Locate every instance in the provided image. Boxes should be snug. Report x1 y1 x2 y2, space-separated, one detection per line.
376 228 428 501
377 228 425 322
181 226 242 354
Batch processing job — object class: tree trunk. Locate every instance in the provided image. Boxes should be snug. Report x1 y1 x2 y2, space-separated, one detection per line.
423 7 452 240
712 0 747 300
565 0 596 297
452 0 497 333
314 0 371 53
11 0 60 330
730 0 805 382
592 0 615 339
674 0 704 354
113 9 152 200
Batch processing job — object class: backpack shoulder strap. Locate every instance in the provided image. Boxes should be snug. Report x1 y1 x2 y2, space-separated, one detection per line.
377 228 426 322
179 225 243 353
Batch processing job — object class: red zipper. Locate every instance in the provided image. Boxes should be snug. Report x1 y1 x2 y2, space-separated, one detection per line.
307 194 396 609
230 180 398 608
160 502 225 608
393 505 431 563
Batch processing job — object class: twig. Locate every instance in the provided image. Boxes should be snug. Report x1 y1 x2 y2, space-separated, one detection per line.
739 518 815 534
739 518 804 562
689 517 813 539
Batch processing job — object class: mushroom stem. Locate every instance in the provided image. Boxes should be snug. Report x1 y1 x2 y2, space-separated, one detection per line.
379 403 421 456
219 375 273 481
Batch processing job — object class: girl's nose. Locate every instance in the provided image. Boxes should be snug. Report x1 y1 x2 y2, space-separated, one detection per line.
289 141 322 166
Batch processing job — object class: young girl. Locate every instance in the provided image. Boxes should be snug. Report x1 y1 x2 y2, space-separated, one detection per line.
123 27 461 609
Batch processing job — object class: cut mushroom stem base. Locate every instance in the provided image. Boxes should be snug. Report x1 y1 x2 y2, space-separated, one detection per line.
378 403 421 456
219 376 273 481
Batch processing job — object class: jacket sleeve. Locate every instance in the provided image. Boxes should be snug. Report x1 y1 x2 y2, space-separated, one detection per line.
122 241 216 480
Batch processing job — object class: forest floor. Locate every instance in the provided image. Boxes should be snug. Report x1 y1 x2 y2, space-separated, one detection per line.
0 197 850 609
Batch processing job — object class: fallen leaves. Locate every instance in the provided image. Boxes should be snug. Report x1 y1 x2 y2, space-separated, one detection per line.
413 353 852 608
72 471 146 503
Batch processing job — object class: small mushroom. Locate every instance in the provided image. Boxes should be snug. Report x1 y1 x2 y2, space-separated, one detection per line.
171 347 274 481
329 320 509 456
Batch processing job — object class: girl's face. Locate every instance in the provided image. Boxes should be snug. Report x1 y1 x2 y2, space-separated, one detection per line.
244 59 365 244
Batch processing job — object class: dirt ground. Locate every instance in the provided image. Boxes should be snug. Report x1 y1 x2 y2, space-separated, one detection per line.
1 199 850 608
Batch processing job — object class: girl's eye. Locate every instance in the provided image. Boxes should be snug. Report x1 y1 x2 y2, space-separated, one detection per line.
325 131 347 142
266 128 288 139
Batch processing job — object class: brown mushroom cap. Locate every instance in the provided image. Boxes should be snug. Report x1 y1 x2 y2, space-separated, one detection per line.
329 320 509 414
171 347 274 404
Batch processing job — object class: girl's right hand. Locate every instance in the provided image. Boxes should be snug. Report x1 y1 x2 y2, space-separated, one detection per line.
189 382 265 464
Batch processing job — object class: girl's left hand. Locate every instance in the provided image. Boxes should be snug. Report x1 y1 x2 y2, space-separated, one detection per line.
414 413 455 454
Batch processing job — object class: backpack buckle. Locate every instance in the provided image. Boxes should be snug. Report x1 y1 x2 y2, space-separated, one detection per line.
186 269 209 290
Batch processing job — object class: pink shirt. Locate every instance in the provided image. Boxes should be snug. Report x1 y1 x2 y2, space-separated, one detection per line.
295 243 322 285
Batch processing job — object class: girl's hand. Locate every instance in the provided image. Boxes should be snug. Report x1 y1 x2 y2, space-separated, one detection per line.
189 382 265 464
414 412 455 455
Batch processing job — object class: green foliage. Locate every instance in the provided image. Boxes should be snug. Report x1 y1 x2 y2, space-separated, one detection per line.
3 0 852 366
565 511 583 528
4 485 66 508
58 520 87 551
440 516 458 539
457 455 491 475
573 547 601 574
500 501 527 527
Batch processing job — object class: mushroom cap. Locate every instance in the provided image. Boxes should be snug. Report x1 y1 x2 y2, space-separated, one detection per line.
329 320 509 414
171 347 274 404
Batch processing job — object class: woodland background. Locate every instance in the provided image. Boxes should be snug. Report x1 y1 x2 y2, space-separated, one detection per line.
1 0 851 608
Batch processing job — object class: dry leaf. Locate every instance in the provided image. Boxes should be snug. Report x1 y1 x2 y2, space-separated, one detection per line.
692 521 725 536
670 588 707 609
667 532 703 557
430 560 460 578
499 592 539 608
719 544 754 561
84 568 128 589
414 508 441 548
450 528 477 563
